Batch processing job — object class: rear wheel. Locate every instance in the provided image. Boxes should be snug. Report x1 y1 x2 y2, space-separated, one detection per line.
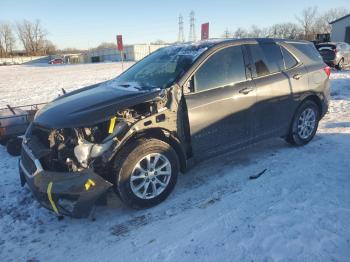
286 100 319 146
113 138 179 208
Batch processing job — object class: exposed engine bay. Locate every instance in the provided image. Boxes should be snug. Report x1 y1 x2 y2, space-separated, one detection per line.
30 92 180 180
19 83 189 218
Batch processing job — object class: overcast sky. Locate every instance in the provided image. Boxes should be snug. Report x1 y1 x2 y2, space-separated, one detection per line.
1 0 349 49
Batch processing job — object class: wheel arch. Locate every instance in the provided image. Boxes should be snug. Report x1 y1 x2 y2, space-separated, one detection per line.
300 94 323 119
115 128 187 173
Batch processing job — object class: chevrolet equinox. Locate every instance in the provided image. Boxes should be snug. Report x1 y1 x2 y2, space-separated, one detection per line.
19 38 331 218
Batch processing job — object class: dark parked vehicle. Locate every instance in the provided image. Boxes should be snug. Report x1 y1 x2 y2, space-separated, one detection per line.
316 42 350 70
19 38 331 218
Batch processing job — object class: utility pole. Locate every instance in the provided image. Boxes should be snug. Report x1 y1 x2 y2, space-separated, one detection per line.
223 28 231 38
178 14 185 43
188 11 196 42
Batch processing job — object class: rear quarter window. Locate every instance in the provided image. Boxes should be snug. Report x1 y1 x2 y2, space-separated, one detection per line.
289 42 323 63
280 46 298 70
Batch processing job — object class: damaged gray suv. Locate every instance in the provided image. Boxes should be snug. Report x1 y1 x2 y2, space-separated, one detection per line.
19 38 330 218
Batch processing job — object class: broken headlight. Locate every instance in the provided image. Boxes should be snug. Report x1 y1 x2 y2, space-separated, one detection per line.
74 139 113 167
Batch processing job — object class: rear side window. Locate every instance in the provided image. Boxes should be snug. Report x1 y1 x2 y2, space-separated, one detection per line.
247 43 284 77
280 46 298 69
194 45 246 92
290 43 322 62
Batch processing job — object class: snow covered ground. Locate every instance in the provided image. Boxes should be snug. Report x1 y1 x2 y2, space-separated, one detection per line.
0 63 349 262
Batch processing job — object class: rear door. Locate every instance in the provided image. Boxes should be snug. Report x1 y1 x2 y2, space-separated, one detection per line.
279 43 309 120
184 45 256 160
246 42 293 138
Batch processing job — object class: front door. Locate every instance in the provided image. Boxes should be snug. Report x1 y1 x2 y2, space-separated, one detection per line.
184 45 256 160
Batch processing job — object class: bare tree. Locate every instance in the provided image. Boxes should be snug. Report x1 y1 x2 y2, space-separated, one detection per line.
315 8 349 34
233 27 247 39
296 6 318 40
94 42 117 50
247 25 269 38
42 40 56 55
0 22 16 57
269 23 301 39
17 19 47 55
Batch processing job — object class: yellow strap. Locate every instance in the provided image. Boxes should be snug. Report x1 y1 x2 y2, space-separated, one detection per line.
47 182 59 215
85 179 96 191
108 117 117 134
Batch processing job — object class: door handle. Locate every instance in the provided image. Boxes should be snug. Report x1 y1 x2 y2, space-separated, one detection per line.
239 87 254 95
293 73 302 80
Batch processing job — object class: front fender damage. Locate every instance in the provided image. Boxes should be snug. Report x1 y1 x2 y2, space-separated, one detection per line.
20 85 188 218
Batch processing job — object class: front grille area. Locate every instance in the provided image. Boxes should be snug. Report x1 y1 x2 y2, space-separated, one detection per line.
31 125 51 148
21 147 37 175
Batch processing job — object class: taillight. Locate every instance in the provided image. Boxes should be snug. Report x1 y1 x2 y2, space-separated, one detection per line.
324 66 331 78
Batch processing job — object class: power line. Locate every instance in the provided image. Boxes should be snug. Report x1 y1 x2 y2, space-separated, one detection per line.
188 11 196 42
178 14 185 43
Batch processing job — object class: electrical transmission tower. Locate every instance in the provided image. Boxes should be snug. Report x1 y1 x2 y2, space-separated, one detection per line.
188 11 196 42
178 14 185 43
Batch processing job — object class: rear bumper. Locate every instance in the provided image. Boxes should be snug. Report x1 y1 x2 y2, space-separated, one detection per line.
19 144 112 218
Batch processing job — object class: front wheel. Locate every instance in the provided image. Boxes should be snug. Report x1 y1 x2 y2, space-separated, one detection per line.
286 100 320 146
113 138 179 208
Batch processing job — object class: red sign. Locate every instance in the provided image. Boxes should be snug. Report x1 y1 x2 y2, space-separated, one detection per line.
116 35 123 51
201 23 209 40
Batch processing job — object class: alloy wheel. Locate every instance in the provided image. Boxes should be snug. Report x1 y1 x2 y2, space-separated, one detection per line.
130 153 172 199
297 108 316 139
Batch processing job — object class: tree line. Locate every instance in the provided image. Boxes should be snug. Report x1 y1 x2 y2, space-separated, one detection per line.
1 6 348 58
222 7 348 40
0 19 56 58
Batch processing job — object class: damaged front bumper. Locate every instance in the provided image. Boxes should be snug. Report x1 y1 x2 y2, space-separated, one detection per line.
19 143 112 218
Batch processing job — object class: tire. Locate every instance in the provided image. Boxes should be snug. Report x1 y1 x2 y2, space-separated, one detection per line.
336 59 344 71
286 100 320 146
113 138 179 208
6 137 22 156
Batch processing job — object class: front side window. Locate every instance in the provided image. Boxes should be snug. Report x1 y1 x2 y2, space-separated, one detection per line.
194 45 246 92
247 43 284 77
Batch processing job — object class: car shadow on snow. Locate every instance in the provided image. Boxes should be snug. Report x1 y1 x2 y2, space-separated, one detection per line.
103 132 350 237
325 121 350 128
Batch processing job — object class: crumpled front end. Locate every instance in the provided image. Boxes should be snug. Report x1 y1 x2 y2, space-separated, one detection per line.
18 85 187 218
19 126 113 218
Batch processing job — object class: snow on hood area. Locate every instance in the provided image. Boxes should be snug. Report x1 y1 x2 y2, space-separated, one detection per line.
0 63 350 262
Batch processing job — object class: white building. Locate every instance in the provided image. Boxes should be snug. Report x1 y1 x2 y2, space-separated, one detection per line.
84 44 168 63
330 14 350 43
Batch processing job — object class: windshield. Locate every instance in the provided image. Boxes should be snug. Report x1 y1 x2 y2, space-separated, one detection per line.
110 45 208 91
